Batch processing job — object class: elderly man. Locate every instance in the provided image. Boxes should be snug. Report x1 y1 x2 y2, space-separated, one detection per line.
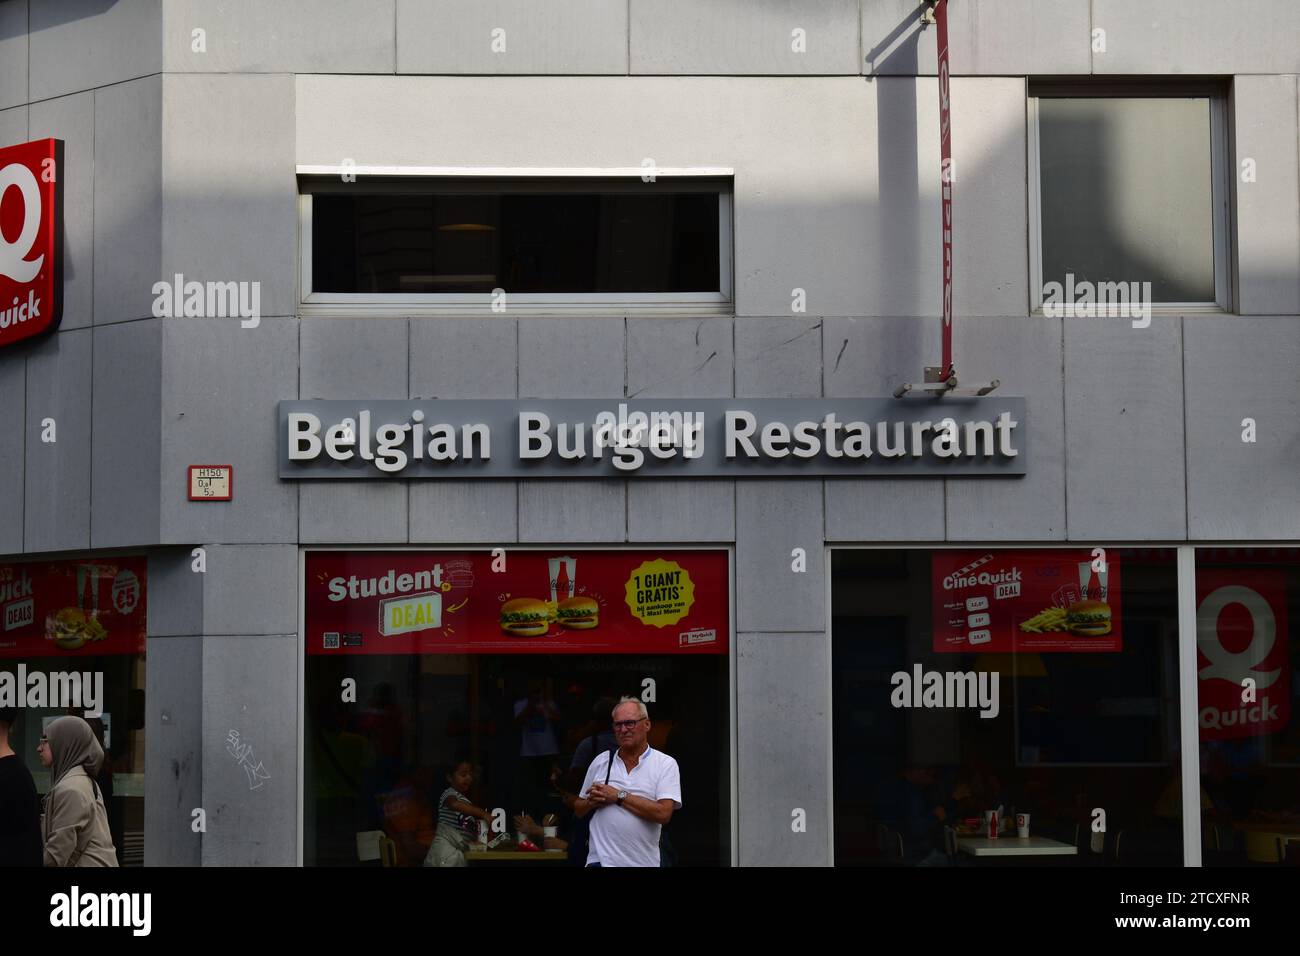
574 697 681 867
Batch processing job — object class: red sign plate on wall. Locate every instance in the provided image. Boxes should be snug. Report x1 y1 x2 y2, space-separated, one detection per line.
306 550 729 655
0 138 63 349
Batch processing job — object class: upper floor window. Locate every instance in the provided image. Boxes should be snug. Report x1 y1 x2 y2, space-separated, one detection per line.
299 172 733 315
1028 83 1230 314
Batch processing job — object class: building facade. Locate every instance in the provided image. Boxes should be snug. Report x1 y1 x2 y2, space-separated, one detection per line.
0 0 1298 867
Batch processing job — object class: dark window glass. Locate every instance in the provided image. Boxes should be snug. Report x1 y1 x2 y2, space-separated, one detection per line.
832 548 1182 867
311 188 722 294
1195 548 1300 866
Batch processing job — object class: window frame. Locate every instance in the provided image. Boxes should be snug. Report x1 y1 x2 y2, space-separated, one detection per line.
297 167 735 317
1026 82 1232 316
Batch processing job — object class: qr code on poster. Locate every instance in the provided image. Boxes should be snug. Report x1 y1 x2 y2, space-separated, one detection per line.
323 632 340 649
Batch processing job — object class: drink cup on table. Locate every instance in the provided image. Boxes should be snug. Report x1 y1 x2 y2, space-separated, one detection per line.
1016 813 1031 838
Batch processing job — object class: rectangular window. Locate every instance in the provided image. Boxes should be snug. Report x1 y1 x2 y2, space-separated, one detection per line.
831 548 1183 867
303 549 732 867
1028 83 1230 313
299 173 733 315
1194 548 1300 866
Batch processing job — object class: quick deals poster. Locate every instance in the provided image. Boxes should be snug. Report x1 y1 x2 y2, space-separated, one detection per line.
932 550 1122 653
306 550 728 655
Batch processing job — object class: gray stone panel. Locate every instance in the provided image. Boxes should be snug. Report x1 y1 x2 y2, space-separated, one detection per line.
398 0 627 74
1063 317 1186 541
164 0 395 73
863 0 1091 76
91 319 162 547
1233 76 1300 315
160 318 299 545
0 1 27 110
201 545 299 636
30 0 162 101
737 631 829 865
94 76 162 326
410 481 519 544
161 74 298 320
1185 316 1300 539
300 319 409 544
144 633 203 867
0 354 24 555
627 317 734 541
631 0 859 75
736 317 822 398
518 318 624 398
200 633 298 866
1092 0 1300 75
823 316 944 540
147 548 205 638
945 316 1066 540
409 318 518 400
518 480 625 542
410 318 518 543
735 481 824 632
0 104 27 144
30 92 95 331
24 328 92 552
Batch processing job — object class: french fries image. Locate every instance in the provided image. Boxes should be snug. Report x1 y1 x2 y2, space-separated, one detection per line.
1019 607 1068 633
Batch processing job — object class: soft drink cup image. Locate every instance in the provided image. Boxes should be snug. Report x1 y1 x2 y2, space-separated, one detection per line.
1017 813 1031 838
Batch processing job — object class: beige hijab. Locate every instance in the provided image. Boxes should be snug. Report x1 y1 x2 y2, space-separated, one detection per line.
45 716 104 788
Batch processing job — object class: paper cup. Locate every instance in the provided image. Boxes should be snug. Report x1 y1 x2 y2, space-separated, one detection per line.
543 826 557 839
1016 813 1030 838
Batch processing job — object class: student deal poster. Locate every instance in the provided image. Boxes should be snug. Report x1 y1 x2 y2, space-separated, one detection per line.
1196 568 1290 741
0 557 147 658
932 550 1122 653
306 550 728 655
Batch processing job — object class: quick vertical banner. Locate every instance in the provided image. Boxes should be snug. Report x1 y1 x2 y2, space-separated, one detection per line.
0 138 63 349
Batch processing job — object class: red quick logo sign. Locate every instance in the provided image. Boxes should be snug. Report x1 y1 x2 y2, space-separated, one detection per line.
0 138 63 348
1197 569 1291 740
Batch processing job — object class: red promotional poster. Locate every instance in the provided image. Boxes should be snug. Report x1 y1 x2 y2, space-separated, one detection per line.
0 138 63 349
306 550 728 655
1196 568 1290 741
0 556 147 658
932 550 1123 653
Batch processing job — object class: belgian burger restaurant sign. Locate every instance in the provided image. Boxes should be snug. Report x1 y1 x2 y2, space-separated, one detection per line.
278 399 1025 478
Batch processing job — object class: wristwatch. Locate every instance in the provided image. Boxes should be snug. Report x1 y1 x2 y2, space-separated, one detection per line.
616 789 629 806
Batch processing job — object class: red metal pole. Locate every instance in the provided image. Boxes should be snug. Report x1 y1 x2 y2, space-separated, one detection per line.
936 0 954 379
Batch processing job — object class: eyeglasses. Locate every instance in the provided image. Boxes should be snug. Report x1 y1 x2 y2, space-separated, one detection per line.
612 719 645 731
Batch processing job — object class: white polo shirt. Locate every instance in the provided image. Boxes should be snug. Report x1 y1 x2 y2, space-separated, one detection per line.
579 744 681 867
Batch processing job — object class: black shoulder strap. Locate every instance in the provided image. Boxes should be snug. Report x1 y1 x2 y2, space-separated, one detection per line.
603 748 616 785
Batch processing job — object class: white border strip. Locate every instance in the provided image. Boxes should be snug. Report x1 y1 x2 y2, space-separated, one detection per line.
297 165 736 178
1177 545 1202 866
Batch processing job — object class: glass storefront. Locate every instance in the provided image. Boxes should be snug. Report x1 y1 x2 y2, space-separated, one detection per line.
832 548 1183 866
1195 548 1300 865
0 556 148 866
303 549 731 866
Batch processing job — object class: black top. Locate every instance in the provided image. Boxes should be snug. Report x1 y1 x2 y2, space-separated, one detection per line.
0 752 44 866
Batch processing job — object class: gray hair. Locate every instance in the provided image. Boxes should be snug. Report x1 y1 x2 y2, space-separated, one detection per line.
613 697 648 720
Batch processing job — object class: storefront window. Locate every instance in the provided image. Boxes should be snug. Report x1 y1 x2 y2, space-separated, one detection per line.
304 549 730 866
832 548 1182 866
1195 548 1300 865
0 557 148 866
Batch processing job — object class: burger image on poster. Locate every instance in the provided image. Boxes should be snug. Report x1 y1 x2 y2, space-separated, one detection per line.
499 598 549 637
557 595 599 630
1066 599 1111 637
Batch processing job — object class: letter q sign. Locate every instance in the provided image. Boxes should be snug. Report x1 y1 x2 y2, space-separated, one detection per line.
0 138 63 349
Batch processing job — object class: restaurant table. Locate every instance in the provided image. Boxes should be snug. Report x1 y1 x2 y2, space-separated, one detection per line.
1231 822 1300 863
957 836 1078 857
465 848 568 862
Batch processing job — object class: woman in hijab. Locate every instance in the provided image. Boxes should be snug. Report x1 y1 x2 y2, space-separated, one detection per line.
36 716 118 867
